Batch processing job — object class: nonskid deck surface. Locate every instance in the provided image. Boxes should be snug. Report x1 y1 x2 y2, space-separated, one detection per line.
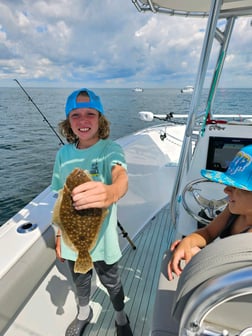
84 205 175 335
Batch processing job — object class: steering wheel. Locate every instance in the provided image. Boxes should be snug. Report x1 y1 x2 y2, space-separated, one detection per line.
181 178 228 225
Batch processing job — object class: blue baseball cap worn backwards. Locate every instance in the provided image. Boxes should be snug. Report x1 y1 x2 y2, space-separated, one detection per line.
201 144 252 191
65 88 104 117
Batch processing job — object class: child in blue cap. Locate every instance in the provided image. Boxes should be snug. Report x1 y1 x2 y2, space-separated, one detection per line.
51 88 133 336
167 144 252 281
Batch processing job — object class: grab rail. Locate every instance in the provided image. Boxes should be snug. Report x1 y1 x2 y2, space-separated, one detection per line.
179 266 252 336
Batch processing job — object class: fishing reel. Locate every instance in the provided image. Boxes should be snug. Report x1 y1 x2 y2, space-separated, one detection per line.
139 111 186 141
181 178 228 226
139 111 174 122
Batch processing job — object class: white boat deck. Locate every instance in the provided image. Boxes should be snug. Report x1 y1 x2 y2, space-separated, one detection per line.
85 205 175 335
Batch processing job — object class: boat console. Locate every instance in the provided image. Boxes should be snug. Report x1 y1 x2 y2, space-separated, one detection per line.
177 122 252 236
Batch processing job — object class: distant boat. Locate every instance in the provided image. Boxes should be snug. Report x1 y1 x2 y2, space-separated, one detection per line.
180 85 194 93
133 87 144 92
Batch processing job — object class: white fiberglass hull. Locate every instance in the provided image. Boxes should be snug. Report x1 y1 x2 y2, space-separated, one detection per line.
116 124 185 250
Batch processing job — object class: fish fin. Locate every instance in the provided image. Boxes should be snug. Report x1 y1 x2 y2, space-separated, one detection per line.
74 251 93 274
52 190 75 250
88 208 109 252
61 231 77 252
102 208 109 221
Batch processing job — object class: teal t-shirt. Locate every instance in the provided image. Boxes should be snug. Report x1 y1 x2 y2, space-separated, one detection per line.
51 139 127 265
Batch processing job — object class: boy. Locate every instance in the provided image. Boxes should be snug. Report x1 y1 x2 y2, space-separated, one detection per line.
52 88 133 336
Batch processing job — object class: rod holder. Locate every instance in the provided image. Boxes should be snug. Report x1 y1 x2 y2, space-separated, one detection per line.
17 222 38 234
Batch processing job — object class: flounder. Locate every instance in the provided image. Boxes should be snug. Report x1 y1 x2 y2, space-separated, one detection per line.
52 168 108 273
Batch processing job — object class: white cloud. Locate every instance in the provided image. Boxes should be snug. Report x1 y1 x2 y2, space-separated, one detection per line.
0 0 251 88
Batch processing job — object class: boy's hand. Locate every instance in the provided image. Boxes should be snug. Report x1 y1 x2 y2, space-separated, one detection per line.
71 181 112 209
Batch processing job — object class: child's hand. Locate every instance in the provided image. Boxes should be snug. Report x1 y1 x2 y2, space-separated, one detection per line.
167 239 201 281
71 181 112 209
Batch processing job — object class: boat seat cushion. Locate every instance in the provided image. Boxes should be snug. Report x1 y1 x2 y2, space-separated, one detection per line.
172 233 252 321
151 250 180 336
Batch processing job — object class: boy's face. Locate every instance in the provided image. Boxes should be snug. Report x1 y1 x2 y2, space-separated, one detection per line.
69 95 100 148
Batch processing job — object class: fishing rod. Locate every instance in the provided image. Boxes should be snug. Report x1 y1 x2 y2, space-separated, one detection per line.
13 79 64 145
117 221 136 250
14 79 136 249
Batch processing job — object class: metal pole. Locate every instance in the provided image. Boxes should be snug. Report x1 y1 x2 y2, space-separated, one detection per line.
170 0 224 227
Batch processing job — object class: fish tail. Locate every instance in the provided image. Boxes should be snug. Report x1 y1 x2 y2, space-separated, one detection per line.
74 251 93 274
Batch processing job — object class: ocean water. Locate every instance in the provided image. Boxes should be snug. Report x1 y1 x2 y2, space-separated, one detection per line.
0 87 251 226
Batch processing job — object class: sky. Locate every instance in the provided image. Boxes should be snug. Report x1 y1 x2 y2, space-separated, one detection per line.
0 0 252 88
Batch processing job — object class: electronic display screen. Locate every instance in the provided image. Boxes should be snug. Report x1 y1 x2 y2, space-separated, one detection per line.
206 137 252 172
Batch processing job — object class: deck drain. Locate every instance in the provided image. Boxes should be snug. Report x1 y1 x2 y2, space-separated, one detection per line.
17 222 38 233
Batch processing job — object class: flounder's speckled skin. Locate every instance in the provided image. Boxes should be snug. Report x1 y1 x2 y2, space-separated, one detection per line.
52 168 108 273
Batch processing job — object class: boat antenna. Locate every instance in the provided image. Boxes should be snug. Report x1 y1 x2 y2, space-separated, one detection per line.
13 79 65 145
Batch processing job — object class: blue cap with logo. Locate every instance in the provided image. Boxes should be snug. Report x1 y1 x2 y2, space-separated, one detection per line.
201 144 252 191
65 88 104 117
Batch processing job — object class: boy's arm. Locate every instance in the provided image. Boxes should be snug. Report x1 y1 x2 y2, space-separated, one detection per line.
109 164 128 203
71 164 128 210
